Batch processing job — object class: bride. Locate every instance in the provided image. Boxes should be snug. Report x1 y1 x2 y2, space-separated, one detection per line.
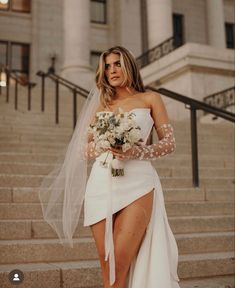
39 46 181 288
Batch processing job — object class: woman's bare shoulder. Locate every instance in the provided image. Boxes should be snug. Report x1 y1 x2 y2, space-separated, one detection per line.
95 103 107 113
139 90 162 109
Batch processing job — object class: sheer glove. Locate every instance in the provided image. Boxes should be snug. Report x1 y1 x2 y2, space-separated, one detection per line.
111 123 176 161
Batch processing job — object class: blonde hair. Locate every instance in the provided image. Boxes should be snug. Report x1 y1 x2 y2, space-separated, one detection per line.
96 46 145 108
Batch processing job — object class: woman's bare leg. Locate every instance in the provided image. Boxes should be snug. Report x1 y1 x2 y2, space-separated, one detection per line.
111 189 154 287
90 216 116 288
90 189 154 288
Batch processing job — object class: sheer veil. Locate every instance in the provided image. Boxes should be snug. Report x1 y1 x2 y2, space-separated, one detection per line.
39 87 100 248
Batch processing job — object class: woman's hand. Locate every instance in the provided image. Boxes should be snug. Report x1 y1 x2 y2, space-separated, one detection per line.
108 145 138 161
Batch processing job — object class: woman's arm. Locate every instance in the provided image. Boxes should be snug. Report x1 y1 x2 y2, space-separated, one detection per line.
84 104 107 160
111 92 176 160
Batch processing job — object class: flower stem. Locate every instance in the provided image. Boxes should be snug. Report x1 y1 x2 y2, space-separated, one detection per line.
102 150 110 166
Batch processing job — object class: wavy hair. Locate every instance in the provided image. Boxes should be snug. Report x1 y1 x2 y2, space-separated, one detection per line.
96 46 145 108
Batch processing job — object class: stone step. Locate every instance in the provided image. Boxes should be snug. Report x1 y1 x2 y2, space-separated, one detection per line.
165 187 235 202
0 136 232 154
178 251 235 280
0 155 233 170
0 173 234 189
0 134 71 143
0 145 65 154
0 238 97 265
0 200 234 220
179 167 234 178
0 218 91 240
0 231 234 265
0 129 233 146
0 187 205 203
0 162 233 178
160 177 235 190
0 187 235 203
0 122 233 135
180 275 235 288
0 124 72 134
1 186 233 203
0 120 234 138
0 143 233 157
0 110 233 129
169 216 235 234
0 214 234 240
0 141 233 155
0 252 234 287
1 98 85 112
0 153 59 164
0 156 233 172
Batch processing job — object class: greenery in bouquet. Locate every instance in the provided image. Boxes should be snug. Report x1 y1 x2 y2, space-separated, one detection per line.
88 107 143 176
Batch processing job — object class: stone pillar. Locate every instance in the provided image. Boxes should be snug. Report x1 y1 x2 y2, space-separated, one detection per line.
206 0 226 48
62 0 93 88
146 0 173 49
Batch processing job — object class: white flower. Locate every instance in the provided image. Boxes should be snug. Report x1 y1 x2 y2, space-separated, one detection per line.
100 140 110 150
90 110 142 157
122 143 132 152
127 128 142 143
111 158 125 169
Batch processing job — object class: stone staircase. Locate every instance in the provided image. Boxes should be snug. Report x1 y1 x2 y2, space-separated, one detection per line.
0 88 234 288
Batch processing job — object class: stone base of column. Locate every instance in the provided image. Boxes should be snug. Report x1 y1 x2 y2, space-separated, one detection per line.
61 66 95 90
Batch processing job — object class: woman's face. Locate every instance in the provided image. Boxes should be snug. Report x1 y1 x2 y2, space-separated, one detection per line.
104 53 125 87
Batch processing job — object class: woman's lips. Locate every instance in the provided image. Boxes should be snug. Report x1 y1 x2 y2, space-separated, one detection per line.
111 77 119 80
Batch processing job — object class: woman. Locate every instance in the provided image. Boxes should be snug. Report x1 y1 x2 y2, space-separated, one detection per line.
39 46 180 288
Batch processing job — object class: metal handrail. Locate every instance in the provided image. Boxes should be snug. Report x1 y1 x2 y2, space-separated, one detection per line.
154 87 235 122
36 71 89 128
0 66 36 110
147 86 235 187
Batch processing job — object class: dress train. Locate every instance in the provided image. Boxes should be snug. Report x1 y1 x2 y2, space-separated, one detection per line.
126 168 180 288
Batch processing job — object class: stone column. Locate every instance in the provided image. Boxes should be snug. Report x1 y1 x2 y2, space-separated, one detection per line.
146 0 173 49
206 0 226 48
62 0 93 88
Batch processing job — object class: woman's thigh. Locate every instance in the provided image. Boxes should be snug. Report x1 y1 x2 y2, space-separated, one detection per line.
113 189 154 265
90 214 118 263
90 188 154 265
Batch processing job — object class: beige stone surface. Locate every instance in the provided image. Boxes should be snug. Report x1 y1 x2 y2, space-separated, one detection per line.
180 275 235 288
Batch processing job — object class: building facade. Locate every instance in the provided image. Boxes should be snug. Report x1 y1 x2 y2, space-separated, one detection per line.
0 0 234 119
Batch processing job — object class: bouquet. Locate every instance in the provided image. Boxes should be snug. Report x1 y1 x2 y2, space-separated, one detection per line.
88 107 143 177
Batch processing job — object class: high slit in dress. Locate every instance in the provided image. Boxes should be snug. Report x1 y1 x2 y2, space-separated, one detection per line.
83 108 181 288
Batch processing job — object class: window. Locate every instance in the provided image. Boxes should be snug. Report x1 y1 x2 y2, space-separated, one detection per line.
225 23 235 49
0 0 9 10
90 51 101 71
173 13 184 48
0 41 30 80
0 0 31 13
11 43 30 74
90 0 107 24
0 41 8 67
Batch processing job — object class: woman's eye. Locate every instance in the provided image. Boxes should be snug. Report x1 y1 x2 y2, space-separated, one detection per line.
116 62 121 67
105 64 109 70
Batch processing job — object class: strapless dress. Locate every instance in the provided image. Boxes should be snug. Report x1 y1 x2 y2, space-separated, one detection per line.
84 108 180 288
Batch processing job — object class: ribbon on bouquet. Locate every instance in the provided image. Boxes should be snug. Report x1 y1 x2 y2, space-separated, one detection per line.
103 156 116 285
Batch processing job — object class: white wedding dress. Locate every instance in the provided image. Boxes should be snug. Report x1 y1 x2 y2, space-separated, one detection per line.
83 108 181 288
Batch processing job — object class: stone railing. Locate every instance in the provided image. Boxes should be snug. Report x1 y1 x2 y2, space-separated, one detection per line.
203 87 235 111
136 36 182 69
